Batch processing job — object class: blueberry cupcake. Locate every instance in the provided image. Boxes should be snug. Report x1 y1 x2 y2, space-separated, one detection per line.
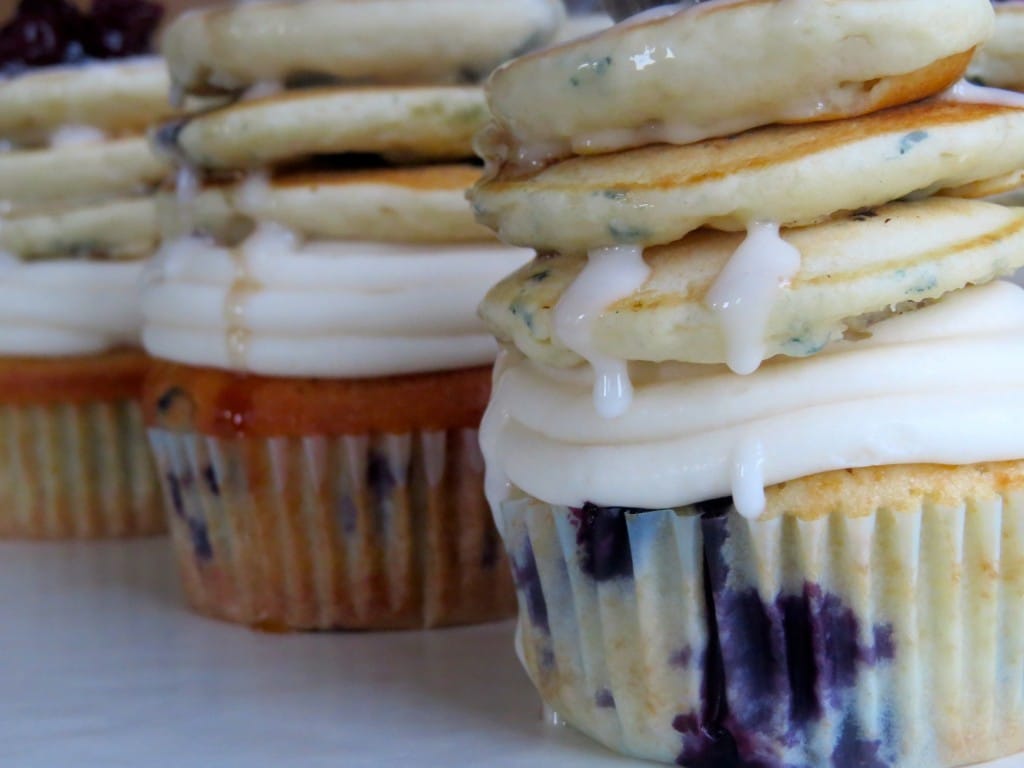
142 0 557 629
472 1 1024 765
0 0 172 538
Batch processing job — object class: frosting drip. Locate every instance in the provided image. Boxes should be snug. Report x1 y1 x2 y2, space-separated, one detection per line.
481 281 1024 513
142 227 532 377
705 221 801 376
552 244 650 418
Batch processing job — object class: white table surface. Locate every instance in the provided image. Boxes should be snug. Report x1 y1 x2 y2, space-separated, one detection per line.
0 540 1021 768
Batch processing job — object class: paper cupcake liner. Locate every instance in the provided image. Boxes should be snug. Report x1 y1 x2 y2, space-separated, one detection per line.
148 426 516 630
0 399 162 538
502 490 1024 767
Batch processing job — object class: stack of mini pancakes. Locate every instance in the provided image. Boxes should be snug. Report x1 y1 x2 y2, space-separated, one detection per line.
971 1 1024 92
0 56 174 538
472 1 1024 766
141 0 561 630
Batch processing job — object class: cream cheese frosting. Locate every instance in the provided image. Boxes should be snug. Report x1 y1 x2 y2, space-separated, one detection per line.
481 280 1024 518
0 255 143 355
142 224 532 377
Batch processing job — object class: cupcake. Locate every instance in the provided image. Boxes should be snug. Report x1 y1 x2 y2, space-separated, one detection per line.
143 0 559 630
471 1 1024 765
0 0 172 538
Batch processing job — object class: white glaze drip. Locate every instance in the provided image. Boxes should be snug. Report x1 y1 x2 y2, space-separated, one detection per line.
553 245 650 418
237 171 272 216
706 221 801 375
731 436 766 519
940 79 1024 109
175 165 201 235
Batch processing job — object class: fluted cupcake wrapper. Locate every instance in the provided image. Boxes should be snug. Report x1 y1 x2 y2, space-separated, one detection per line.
148 427 516 630
0 399 162 538
501 492 1024 767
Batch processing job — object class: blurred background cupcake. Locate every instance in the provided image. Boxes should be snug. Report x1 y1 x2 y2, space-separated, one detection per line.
0 0 179 538
140 0 562 630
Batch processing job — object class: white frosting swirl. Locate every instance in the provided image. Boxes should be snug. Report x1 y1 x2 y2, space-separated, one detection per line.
142 224 532 377
0 256 143 355
481 281 1024 516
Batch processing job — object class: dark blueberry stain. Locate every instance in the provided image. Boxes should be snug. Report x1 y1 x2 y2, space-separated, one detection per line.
553 501 899 765
480 523 500 569
898 131 928 155
166 472 185 519
367 452 396 501
511 542 549 633
156 386 188 414
852 208 878 222
669 501 898 767
187 517 213 562
831 718 886 768
595 689 616 709
608 222 652 243
337 494 358 535
569 504 635 582
695 496 734 519
778 590 823 725
528 269 551 283
202 465 220 497
670 645 694 669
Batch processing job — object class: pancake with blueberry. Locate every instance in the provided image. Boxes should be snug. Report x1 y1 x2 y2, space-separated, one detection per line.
482 0 993 168
165 165 497 244
471 99 1024 255
153 86 489 172
161 0 565 97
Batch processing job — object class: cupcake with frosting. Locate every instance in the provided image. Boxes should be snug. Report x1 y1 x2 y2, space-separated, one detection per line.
142 0 557 630
0 0 171 538
472 0 1024 765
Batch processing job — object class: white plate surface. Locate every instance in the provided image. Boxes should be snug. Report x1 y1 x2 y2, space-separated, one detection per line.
0 540 1020 768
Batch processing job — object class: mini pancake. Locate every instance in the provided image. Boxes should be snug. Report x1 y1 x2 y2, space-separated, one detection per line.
470 99 1024 255
480 198 1024 368
168 165 495 244
1 198 159 261
484 0 992 165
552 13 613 44
969 2 1024 91
162 0 564 96
155 86 488 172
0 58 173 147
0 137 170 208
